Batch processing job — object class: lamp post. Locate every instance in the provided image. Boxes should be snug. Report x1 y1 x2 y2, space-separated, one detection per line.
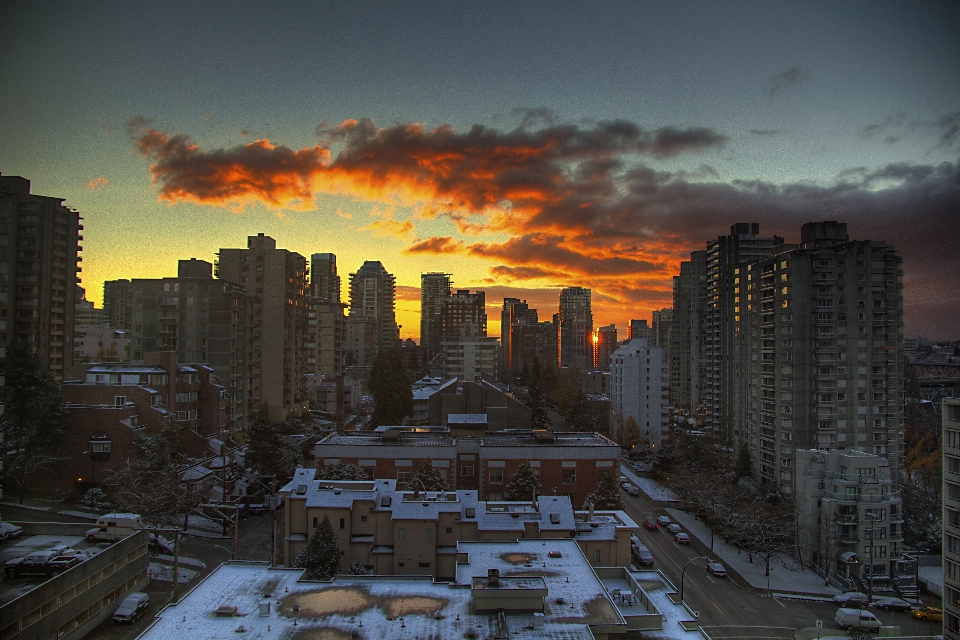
680 556 709 603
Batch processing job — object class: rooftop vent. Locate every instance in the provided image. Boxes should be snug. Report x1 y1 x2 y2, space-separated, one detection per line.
296 485 307 495
214 605 238 617
465 507 476 518
550 513 560 524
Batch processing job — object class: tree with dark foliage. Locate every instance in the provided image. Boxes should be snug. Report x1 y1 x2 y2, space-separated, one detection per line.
584 471 623 510
0 341 67 503
295 515 341 580
504 461 541 501
369 347 413 428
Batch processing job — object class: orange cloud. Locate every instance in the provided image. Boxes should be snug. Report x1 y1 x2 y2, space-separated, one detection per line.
86 177 109 190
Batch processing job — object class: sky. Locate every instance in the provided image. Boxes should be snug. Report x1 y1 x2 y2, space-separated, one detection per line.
2 1 959 340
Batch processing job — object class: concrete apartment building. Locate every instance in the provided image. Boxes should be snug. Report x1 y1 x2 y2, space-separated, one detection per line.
348 260 398 355
944 397 960 639
610 339 669 448
309 252 340 301
795 449 913 598
595 324 618 371
442 334 499 381
0 175 82 379
102 278 133 330
500 297 539 371
130 258 247 433
704 224 778 437
217 234 309 422
315 429 619 506
731 222 904 494
559 287 592 369
513 320 558 374
627 319 650 341
280 471 637 579
420 272 452 358
670 251 706 413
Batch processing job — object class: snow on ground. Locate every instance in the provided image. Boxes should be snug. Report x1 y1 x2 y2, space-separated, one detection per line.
148 562 199 583
619 464 839 597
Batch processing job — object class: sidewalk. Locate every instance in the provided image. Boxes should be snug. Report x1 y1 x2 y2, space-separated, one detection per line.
621 464 840 598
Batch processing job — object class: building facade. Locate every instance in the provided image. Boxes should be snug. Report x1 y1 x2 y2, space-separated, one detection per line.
796 449 912 598
731 222 904 494
348 260 398 354
559 287 592 369
217 234 309 422
944 397 960 639
102 279 133 331
314 429 620 507
609 339 669 448
130 258 247 432
670 251 706 412
310 252 340 302
594 324 618 372
420 272 451 358
441 289 486 338
0 175 82 379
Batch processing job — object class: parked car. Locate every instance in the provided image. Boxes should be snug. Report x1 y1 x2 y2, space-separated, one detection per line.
834 591 869 606
113 592 150 623
642 520 659 530
706 562 726 577
666 523 682 534
619 475 629 485
870 596 913 612
623 484 639 496
835 608 881 632
912 607 943 621
4 551 82 578
674 532 690 544
632 542 655 566
656 516 672 527
0 522 23 540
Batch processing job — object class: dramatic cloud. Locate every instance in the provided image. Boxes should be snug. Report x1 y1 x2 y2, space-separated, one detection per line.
86 177 108 190
768 67 810 97
129 116 960 337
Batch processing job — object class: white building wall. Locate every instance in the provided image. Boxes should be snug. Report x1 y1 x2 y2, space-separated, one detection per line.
610 339 666 448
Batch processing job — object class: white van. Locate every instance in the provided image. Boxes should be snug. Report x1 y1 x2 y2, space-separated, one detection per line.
85 513 144 542
834 607 881 632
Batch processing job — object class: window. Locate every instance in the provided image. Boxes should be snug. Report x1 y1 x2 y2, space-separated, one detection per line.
594 549 601 564
461 464 474 477
312 517 318 529
425 529 432 541
398 528 405 542
360 515 368 523
114 395 126 406
398 562 405 568
489 469 503 484
418 562 431 568
397 471 411 483
339 518 345 530
445 527 453 534
89 433 111 460
562 470 576 484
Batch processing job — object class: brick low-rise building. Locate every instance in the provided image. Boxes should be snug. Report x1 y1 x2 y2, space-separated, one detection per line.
314 429 620 506
279 471 637 580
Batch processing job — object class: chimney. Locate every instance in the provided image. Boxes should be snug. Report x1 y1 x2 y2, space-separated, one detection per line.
487 568 500 587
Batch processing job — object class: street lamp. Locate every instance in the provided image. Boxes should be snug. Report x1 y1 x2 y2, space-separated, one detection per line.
680 556 709 603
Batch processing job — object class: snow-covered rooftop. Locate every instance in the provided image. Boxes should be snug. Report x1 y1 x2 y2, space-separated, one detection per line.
137 540 626 640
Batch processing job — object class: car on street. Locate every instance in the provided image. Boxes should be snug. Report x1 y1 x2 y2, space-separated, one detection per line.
642 520 659 530
656 516 672 527
666 523 682 534
834 591 869 606
835 608 882 632
912 606 943 621
113 592 150 623
674 532 690 544
706 562 726 577
619 475 629 485
631 542 654 566
870 596 913 612
623 484 639 496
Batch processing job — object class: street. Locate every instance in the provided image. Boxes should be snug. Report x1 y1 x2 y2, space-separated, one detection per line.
617 477 942 639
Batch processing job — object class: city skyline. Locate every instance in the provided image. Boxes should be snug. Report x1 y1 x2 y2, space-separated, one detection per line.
2 1 959 339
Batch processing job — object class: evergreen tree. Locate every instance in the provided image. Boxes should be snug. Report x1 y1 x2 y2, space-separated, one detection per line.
0 340 67 503
504 461 541 501
316 462 369 481
294 515 342 580
348 559 367 575
410 459 446 491
734 442 752 480
369 347 413 427
244 413 303 483
584 471 623 510
528 383 550 430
